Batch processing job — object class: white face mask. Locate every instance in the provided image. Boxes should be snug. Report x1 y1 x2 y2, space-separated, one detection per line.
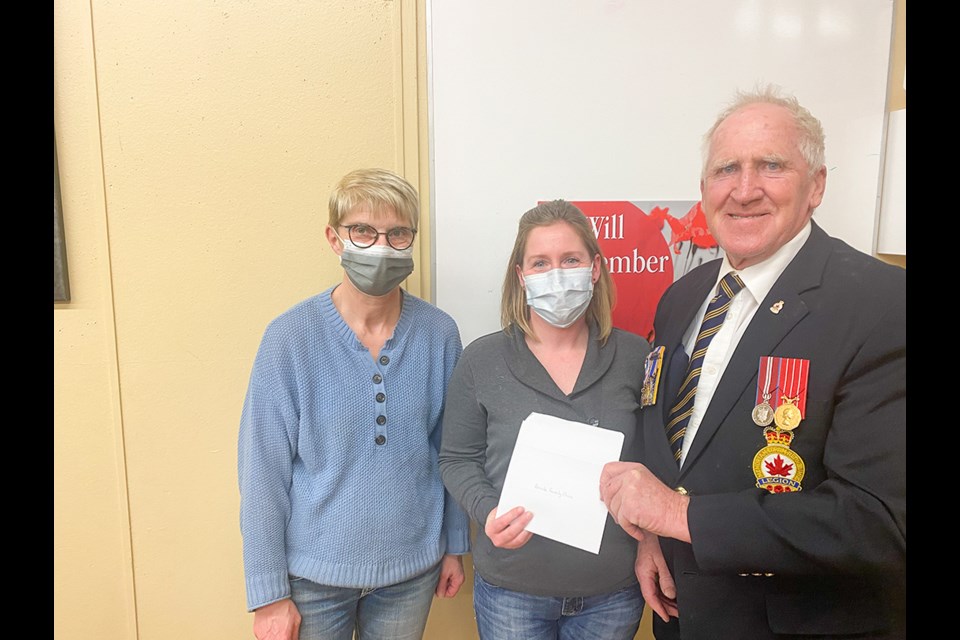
337 237 414 297
523 266 594 328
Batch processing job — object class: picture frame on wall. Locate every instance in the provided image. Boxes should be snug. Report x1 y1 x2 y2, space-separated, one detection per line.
54 132 70 302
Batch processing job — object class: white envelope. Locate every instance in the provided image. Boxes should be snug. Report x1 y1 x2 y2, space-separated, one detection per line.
497 412 624 554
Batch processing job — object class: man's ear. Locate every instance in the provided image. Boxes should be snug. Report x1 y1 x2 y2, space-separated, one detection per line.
808 165 827 211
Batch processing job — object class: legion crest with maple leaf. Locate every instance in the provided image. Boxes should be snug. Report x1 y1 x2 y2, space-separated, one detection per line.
753 427 806 493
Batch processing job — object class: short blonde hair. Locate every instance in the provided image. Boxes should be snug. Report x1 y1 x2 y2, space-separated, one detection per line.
328 168 420 228
702 84 826 178
501 200 615 344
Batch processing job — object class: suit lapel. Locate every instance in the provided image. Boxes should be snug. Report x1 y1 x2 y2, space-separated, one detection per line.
645 263 720 478
679 223 832 477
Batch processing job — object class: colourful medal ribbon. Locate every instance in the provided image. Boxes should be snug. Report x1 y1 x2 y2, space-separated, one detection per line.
752 356 778 426
641 346 665 407
773 357 809 430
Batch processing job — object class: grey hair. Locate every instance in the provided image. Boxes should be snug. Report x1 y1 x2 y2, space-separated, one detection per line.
701 84 825 178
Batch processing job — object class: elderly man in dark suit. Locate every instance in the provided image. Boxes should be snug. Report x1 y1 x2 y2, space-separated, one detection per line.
600 87 905 639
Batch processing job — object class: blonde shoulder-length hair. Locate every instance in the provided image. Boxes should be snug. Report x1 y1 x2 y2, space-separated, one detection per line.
501 200 616 344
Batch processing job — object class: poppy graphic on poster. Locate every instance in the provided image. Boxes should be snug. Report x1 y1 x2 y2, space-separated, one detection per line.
569 201 721 343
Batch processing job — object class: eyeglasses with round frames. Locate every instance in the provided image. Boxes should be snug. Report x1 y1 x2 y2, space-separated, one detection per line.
339 223 418 250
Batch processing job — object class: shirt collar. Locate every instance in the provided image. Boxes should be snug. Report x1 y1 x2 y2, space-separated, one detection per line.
714 220 812 305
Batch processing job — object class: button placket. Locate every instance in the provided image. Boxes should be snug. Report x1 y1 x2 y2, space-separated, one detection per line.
373 354 390 446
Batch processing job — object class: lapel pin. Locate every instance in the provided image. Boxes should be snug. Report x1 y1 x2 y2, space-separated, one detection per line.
770 300 784 314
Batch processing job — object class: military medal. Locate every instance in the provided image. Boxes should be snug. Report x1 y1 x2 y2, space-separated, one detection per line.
752 356 777 427
752 401 774 427
641 346 665 407
774 397 802 430
752 356 810 492
773 358 809 431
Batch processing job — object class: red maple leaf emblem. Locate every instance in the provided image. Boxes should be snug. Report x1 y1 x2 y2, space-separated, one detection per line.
764 454 794 477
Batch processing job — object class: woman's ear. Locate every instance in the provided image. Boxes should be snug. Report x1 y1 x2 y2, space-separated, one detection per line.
326 225 344 256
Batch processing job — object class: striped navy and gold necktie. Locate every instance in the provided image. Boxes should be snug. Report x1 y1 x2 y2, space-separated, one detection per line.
665 272 745 464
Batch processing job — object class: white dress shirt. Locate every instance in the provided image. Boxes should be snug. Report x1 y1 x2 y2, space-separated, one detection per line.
678 222 812 466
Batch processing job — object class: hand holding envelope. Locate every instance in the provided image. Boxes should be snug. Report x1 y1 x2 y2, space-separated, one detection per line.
496 412 625 554
484 505 535 549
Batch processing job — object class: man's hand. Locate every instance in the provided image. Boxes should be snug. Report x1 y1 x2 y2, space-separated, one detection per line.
636 535 678 623
599 462 691 543
435 554 465 598
485 506 534 549
253 598 301 640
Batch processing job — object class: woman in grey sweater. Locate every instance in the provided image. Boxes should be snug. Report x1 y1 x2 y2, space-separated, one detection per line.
439 200 651 640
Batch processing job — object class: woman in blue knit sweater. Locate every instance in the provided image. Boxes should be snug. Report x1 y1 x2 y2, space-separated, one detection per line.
238 168 470 640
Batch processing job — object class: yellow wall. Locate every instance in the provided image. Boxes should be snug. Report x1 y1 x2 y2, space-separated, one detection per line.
54 0 137 636
53 0 461 637
53 2 904 639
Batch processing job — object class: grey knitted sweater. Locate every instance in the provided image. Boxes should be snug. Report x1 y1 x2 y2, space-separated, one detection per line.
439 324 650 597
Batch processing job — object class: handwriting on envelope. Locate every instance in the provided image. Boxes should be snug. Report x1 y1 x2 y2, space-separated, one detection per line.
497 412 625 554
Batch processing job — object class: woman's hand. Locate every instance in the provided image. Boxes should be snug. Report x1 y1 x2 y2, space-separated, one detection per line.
253 598 301 640
435 554 465 598
484 506 534 549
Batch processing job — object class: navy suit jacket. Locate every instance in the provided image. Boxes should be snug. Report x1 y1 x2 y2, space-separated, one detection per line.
642 223 906 639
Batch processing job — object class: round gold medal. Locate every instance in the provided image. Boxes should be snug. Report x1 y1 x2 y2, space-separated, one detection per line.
773 402 802 430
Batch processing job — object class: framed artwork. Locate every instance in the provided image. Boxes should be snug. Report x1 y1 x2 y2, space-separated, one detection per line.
54 132 70 302
571 200 721 343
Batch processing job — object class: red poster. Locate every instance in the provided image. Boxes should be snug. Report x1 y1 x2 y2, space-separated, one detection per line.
570 201 721 343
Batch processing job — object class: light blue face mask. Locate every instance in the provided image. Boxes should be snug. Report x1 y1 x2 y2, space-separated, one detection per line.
523 266 594 328
337 235 415 297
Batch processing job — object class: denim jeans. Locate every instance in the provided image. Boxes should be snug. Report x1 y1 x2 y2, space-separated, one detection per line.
473 571 643 640
290 562 441 640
